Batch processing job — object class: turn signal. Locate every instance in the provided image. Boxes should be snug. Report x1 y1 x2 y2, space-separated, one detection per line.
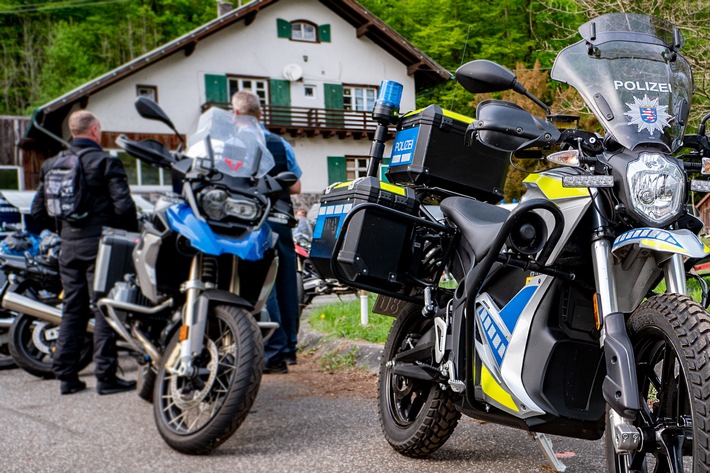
179 325 189 342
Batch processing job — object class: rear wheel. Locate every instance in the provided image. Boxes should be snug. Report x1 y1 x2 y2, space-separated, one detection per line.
8 314 92 379
378 302 460 458
606 294 710 472
153 304 262 454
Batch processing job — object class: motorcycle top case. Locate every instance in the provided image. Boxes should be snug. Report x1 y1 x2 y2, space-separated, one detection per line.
94 227 140 297
310 177 418 291
386 104 509 203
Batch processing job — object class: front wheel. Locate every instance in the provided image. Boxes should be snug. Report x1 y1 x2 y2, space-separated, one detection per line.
378 302 461 458
606 294 710 472
153 304 263 455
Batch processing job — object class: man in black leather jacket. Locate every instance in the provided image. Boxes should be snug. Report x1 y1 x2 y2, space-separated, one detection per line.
31 110 139 395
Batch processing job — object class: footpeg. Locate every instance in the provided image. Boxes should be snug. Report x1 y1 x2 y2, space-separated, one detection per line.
444 360 465 392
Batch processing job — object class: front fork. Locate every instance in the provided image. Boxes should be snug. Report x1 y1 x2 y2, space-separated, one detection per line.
168 253 209 378
594 235 687 453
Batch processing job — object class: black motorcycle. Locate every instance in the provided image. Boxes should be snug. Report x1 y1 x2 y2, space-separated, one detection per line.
1 230 92 378
315 13 710 471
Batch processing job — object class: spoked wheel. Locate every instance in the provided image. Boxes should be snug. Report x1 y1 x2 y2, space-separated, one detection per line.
606 294 710 473
378 302 461 458
9 314 92 379
153 305 262 455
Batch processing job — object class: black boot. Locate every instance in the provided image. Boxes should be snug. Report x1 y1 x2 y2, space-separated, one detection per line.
96 376 136 395
60 378 87 395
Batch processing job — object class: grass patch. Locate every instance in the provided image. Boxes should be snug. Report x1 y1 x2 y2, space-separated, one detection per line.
307 294 394 344
653 277 708 304
319 347 359 372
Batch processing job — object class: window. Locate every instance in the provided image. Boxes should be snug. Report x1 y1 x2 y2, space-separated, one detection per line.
113 151 168 189
228 78 269 107
277 19 330 42
136 85 158 102
291 21 317 42
304 84 316 99
0 166 23 190
343 86 377 112
346 156 369 181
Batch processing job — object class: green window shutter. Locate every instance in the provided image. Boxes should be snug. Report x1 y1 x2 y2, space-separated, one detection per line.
324 83 344 128
269 79 291 106
324 83 343 109
269 79 291 125
277 18 291 38
318 24 331 42
380 157 390 183
204 74 227 104
327 156 346 184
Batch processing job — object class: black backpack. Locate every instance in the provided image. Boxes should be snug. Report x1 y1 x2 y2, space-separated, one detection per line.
43 147 92 223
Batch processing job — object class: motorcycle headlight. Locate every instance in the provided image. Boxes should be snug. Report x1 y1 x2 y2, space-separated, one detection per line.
199 188 260 222
626 152 684 225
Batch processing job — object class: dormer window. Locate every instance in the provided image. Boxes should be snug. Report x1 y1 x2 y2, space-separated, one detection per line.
292 21 317 42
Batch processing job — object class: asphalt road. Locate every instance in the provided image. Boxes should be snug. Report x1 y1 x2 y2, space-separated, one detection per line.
0 351 610 473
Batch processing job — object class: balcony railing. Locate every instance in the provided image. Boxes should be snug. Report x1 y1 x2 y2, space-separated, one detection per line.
202 102 391 140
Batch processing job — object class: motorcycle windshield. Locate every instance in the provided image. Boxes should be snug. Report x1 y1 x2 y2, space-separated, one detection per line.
185 107 275 178
551 13 692 152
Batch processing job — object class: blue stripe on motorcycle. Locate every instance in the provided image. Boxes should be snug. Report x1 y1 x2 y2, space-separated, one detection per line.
165 203 271 260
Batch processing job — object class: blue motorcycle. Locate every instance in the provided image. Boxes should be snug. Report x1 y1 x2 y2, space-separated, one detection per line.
95 97 296 454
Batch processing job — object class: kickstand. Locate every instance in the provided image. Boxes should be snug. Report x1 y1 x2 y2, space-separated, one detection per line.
529 432 567 472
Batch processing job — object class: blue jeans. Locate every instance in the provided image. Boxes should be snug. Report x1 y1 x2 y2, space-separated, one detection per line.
263 222 299 364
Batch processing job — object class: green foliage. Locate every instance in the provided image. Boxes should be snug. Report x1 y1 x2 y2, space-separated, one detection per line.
307 295 394 344
0 0 219 115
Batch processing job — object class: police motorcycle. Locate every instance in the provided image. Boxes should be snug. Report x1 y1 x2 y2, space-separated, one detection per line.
0 229 94 377
98 97 295 455
313 13 710 472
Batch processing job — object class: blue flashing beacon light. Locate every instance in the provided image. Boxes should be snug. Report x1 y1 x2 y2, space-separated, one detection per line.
376 80 403 111
373 80 403 124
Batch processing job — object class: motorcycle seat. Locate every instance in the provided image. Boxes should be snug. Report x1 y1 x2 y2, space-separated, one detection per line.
440 197 510 262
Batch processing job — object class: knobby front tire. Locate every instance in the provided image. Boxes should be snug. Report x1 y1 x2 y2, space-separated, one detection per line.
606 294 710 472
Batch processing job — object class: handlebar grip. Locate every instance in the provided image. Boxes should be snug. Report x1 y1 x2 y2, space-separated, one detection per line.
684 161 703 172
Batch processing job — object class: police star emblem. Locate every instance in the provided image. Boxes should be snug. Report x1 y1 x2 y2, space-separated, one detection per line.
624 94 671 136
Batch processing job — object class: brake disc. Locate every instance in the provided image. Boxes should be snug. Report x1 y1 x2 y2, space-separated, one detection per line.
31 321 56 355
169 339 219 411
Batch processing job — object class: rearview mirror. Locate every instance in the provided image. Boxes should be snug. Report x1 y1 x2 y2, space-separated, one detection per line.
274 171 298 189
135 97 184 147
135 97 174 127
456 60 519 94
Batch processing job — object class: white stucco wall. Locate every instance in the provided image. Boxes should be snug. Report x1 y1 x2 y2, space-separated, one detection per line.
79 0 421 194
